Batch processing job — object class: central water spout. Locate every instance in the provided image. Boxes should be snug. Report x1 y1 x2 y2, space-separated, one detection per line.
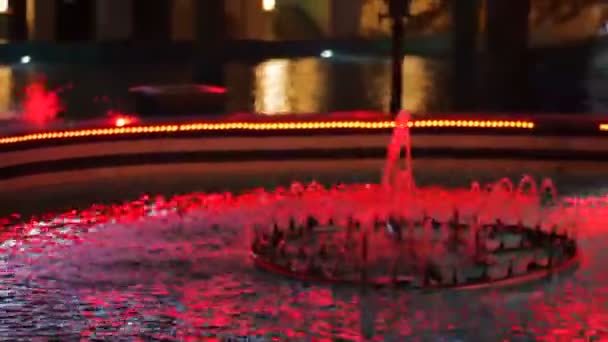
383 110 414 193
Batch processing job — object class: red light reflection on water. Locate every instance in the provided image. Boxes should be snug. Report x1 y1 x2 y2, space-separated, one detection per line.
197 85 227 94
1 183 608 339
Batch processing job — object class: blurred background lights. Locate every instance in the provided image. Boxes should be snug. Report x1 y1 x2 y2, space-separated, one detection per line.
20 55 31 64
262 0 275 12
320 50 334 58
0 0 7 13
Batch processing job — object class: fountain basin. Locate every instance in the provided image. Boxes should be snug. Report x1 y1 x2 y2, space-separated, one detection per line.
0 112 607 339
0 112 608 216
251 217 580 291
1 114 608 177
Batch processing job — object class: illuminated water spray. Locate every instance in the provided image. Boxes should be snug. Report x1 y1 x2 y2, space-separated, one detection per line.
248 109 577 289
21 81 61 126
383 110 414 192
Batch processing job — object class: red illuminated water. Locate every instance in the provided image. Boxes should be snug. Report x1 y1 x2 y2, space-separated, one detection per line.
383 111 414 193
0 181 604 340
0 111 605 339
0 175 605 339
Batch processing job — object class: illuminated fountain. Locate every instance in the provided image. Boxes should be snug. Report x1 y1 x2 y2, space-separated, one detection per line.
0 111 598 338
250 112 579 289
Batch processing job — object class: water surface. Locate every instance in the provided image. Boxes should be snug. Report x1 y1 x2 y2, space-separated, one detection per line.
0 44 606 121
1 183 606 340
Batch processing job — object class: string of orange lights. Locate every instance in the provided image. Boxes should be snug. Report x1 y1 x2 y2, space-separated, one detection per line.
0 119 535 145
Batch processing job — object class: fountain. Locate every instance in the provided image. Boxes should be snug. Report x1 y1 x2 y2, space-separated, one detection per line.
0 110 600 338
249 111 579 289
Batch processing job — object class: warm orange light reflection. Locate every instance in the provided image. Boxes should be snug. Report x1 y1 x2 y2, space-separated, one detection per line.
0 67 13 119
599 123 608 131
0 120 535 145
254 58 326 115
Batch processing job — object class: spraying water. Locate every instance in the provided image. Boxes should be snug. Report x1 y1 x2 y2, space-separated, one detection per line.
0 108 595 339
383 110 414 196
21 81 61 126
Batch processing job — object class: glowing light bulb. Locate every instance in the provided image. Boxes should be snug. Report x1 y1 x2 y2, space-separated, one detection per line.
320 50 333 58
262 0 275 11
115 117 131 127
20 55 31 64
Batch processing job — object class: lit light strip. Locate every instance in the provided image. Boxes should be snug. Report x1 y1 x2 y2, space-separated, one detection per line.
0 120 534 145
600 124 608 131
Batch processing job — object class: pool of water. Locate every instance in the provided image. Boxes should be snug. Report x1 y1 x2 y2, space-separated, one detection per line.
1 185 607 340
1 159 608 340
0 43 607 121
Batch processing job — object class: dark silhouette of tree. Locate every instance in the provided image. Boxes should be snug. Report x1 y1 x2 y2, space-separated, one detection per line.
400 0 604 29
532 0 599 24
404 0 449 31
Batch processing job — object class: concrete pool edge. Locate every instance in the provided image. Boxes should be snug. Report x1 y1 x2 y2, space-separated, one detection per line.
1 113 608 208
3 132 608 179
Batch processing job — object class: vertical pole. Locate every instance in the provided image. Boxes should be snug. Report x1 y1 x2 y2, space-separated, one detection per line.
389 15 404 116
388 0 407 117
194 0 226 85
450 0 480 111
9 0 28 41
484 0 530 111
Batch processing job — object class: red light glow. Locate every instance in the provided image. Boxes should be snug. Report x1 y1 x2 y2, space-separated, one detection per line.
0 179 603 339
21 81 61 127
196 85 227 94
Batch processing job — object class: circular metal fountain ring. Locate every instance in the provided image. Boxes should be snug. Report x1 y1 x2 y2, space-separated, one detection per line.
251 219 580 290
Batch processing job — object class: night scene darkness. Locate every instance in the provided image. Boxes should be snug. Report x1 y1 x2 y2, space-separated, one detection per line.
1 0 608 340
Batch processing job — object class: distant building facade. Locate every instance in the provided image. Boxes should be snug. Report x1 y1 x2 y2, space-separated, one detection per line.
0 0 606 44
1 0 364 42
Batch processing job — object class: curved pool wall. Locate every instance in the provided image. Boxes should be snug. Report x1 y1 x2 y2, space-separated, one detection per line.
1 112 608 215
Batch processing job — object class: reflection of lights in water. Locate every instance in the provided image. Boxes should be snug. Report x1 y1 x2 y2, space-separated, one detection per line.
402 56 431 112
0 67 12 118
255 59 289 114
254 58 326 115
0 174 603 338
320 50 333 58
363 56 438 113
